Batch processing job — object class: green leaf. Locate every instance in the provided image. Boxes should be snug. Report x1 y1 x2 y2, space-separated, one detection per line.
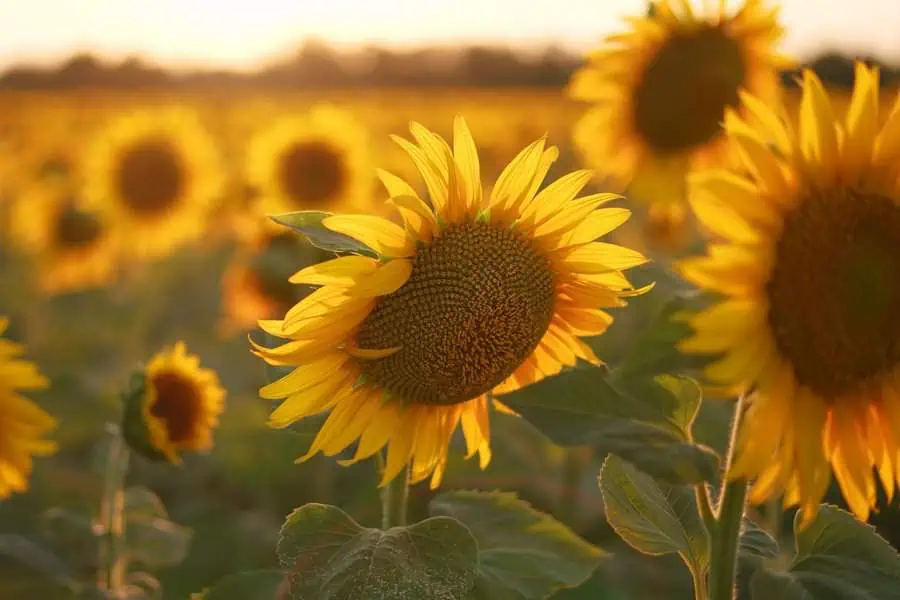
276 503 478 600
739 519 779 562
126 515 193 568
196 570 286 600
611 291 714 381
0 534 78 589
124 486 167 519
499 364 719 483
599 455 708 578
750 505 900 599
429 490 604 600
271 211 377 257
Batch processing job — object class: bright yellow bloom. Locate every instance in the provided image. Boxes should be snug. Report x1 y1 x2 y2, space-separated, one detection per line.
0 317 55 498
254 117 647 487
570 0 788 231
10 183 115 294
246 105 373 216
84 108 225 260
681 63 900 523
140 342 226 463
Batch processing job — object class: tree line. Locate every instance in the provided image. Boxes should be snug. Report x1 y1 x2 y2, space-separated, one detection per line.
0 40 895 90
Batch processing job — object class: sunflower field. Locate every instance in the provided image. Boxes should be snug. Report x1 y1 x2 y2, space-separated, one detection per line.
4 1 900 599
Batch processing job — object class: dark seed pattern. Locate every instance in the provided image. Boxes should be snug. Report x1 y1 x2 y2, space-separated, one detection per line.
356 221 556 406
767 188 900 397
278 141 346 208
149 371 203 444
54 204 103 249
116 138 184 215
633 25 746 153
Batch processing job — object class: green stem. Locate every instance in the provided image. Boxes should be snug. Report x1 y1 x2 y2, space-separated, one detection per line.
376 452 409 529
97 424 130 593
691 562 709 600
708 396 748 600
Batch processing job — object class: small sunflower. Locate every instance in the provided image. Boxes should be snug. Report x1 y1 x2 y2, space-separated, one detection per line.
0 317 55 498
220 232 324 335
569 0 789 231
246 105 373 215
681 64 900 522
10 184 115 294
125 342 225 463
84 108 224 259
253 118 647 487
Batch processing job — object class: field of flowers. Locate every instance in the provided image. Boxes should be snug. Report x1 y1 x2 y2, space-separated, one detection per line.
4 3 900 600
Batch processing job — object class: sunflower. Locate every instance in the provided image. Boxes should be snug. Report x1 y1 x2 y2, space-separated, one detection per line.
0 317 55 498
84 108 224 259
219 232 325 335
680 63 900 522
10 183 115 294
253 117 647 487
246 105 373 216
569 0 789 232
126 342 225 463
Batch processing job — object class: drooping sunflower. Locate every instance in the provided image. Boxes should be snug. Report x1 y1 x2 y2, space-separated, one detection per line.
680 64 900 522
124 342 225 463
10 183 116 294
84 108 224 260
246 105 373 216
0 317 55 498
569 0 789 231
253 118 647 487
219 231 325 335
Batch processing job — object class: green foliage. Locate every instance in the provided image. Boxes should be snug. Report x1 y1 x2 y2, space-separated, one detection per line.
750 505 900 599
120 372 169 463
0 534 79 593
276 503 479 600
429 490 604 600
195 570 285 600
499 364 719 484
270 211 377 257
598 455 708 582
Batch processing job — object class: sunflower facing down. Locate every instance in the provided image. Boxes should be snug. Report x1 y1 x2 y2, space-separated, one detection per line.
84 108 224 260
10 184 115 294
569 0 789 231
0 317 56 498
253 117 648 487
681 64 900 523
124 342 225 463
246 105 374 217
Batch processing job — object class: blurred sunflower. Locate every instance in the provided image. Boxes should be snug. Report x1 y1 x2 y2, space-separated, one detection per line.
246 105 373 216
10 184 115 294
569 0 788 232
84 108 224 260
681 64 900 522
219 232 325 335
253 117 647 487
125 342 225 463
0 317 55 498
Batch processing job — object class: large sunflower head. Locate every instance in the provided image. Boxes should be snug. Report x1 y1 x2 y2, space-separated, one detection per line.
10 183 115 294
680 63 900 523
570 0 789 230
124 342 225 464
246 105 373 216
253 117 648 488
0 317 55 498
84 108 225 260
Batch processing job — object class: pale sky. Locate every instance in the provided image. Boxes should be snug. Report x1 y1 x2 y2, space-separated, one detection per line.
0 0 898 71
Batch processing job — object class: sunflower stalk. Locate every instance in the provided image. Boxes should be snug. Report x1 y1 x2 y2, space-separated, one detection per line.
96 423 131 593
707 396 748 600
377 453 410 529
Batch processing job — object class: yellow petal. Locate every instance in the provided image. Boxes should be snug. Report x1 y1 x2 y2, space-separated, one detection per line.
799 70 838 179
690 170 781 230
489 137 546 211
347 259 412 298
452 116 482 210
562 242 649 272
843 63 880 180
267 370 355 428
289 255 379 286
323 215 414 257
